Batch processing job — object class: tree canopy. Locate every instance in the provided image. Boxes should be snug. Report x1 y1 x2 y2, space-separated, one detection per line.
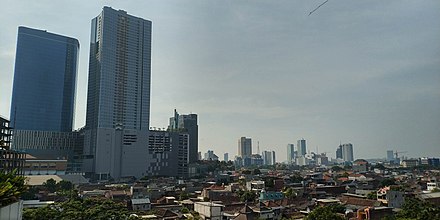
305 204 345 220
23 198 130 220
0 169 28 207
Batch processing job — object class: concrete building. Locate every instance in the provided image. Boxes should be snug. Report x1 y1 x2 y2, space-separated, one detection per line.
401 159 418 168
147 129 189 177
287 143 295 164
194 202 223 220
0 116 12 149
338 143 354 162
204 150 218 161
336 145 343 160
168 109 198 163
387 150 394 162
297 139 306 156
238 137 252 159
262 150 276 166
83 7 152 180
223 153 228 162
23 154 67 175
0 116 25 174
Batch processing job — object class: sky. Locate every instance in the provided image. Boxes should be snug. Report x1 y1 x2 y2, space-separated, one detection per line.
1 0 439 161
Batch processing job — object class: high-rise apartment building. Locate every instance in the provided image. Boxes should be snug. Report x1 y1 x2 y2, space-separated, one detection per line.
336 145 343 159
168 109 198 163
238 137 252 158
83 7 152 179
336 143 354 162
262 150 276 165
10 26 79 132
224 153 229 162
297 139 307 156
387 150 394 162
287 144 295 164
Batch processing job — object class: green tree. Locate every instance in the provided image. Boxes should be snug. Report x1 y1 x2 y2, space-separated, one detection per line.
0 169 28 207
289 173 303 183
237 190 256 202
253 168 261 175
396 197 440 220
366 191 377 200
305 205 345 220
283 187 297 200
42 178 57 193
57 180 73 191
23 198 130 220
331 166 343 172
380 178 396 187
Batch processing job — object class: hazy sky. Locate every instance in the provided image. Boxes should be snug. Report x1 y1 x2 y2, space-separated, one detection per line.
1 0 439 161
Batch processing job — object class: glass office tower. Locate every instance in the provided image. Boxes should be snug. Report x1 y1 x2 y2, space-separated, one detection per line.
10 26 79 132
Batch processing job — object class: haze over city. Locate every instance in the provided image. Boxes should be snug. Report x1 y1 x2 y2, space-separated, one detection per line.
1 0 439 160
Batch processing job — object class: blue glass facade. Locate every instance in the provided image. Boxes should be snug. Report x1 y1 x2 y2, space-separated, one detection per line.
10 26 79 132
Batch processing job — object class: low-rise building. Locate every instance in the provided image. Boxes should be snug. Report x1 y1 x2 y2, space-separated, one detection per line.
131 198 151 211
194 202 223 220
401 159 418 168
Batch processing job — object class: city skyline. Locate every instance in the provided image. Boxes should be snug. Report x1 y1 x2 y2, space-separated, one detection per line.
1 1 439 160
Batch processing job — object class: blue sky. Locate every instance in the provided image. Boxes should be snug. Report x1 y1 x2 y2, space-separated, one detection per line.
1 0 439 161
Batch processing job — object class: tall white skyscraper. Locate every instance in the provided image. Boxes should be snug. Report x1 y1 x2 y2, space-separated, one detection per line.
83 7 152 180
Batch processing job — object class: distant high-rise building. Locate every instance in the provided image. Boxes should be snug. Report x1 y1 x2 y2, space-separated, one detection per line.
287 144 295 164
204 150 218 161
83 7 152 179
224 153 229 162
340 143 354 162
387 150 394 162
238 137 252 158
336 145 343 159
10 26 79 132
272 151 276 165
262 150 276 165
168 109 198 163
297 139 307 156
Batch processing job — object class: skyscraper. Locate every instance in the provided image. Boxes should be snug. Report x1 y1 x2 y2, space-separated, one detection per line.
168 109 198 163
297 139 307 156
336 145 343 159
262 150 276 165
10 26 79 132
238 137 252 158
86 7 151 131
83 7 152 179
341 143 354 162
287 144 295 164
387 150 394 162
224 153 229 162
